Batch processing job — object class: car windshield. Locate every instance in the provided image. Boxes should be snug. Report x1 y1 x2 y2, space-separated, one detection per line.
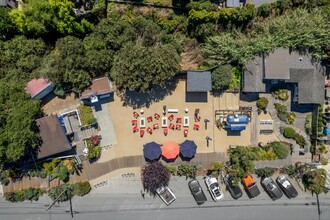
268 183 276 190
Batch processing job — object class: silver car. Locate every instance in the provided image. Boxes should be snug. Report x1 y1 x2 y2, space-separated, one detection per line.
205 176 224 201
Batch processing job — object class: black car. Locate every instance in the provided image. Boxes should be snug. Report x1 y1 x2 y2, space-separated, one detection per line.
276 174 298 198
188 179 207 205
223 175 243 199
261 177 283 200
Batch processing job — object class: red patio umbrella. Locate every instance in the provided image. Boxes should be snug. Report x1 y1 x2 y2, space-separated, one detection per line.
162 141 179 160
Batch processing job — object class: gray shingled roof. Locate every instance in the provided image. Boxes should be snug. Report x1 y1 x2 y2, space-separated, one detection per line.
243 56 266 92
286 69 324 104
187 71 212 92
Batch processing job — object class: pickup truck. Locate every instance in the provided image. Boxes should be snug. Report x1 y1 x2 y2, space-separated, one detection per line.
243 175 260 198
156 186 176 206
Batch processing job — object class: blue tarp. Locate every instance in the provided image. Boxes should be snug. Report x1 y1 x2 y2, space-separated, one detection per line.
324 129 330 135
227 115 249 125
224 124 246 131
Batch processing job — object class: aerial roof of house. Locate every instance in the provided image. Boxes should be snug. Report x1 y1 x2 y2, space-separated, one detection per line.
226 0 240 7
25 78 52 99
36 115 71 160
80 77 113 99
187 71 212 92
243 56 266 92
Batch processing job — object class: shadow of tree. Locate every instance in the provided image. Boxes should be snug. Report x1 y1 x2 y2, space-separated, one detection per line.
116 78 179 108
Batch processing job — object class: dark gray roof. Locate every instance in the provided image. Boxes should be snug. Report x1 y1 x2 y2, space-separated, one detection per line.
187 71 212 92
286 69 324 104
243 56 266 92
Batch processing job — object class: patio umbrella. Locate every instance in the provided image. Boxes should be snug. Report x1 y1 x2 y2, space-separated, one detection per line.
143 142 161 161
180 140 197 159
162 141 179 160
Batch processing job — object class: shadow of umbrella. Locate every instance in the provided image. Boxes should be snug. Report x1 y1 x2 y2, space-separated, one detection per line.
162 141 179 162
143 142 162 161
179 140 197 161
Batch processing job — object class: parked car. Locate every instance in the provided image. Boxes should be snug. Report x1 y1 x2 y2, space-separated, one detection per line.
156 186 176 206
204 176 224 201
276 175 298 198
261 177 283 200
243 175 260 198
224 175 243 200
188 179 207 205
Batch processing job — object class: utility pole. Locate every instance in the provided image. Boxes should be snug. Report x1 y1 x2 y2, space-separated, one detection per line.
45 187 74 218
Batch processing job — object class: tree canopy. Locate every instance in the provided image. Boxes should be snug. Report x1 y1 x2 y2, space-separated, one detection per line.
0 8 17 40
0 81 41 165
303 169 326 194
211 65 233 92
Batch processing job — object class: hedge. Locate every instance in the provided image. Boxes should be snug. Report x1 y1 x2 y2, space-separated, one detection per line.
257 97 269 109
283 127 296 139
4 188 45 202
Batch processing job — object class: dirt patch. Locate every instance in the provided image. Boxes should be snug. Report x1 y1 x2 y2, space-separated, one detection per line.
180 40 204 71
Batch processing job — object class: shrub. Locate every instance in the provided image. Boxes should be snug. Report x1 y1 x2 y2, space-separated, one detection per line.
4 188 45 202
319 143 328 154
73 182 91 196
39 169 48 179
257 97 269 109
283 127 296 139
141 162 171 195
257 3 272 17
255 167 275 177
272 89 289 101
54 86 65 97
305 114 312 135
0 170 10 186
287 112 295 124
283 165 296 177
48 184 74 202
269 141 291 159
209 162 224 177
165 166 177 175
320 156 328 165
58 167 69 182
294 134 306 147
177 162 198 178
303 169 326 194
86 145 102 160
78 105 97 127
90 135 102 146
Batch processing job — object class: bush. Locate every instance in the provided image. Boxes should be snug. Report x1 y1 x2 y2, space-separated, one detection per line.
319 143 328 154
305 114 312 135
255 167 275 177
287 112 295 124
269 141 291 159
86 145 102 160
209 162 224 177
48 184 74 202
78 105 97 127
283 165 296 177
73 182 91 196
39 169 48 179
54 86 65 97
141 162 171 195
177 162 198 178
257 97 269 109
283 127 296 139
4 188 45 202
294 134 306 147
257 3 272 17
58 167 69 182
272 89 289 101
165 166 177 175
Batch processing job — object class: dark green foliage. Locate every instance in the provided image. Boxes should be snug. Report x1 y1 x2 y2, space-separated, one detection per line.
187 2 218 12
255 167 275 177
208 162 225 177
303 169 326 194
274 103 295 124
111 42 180 92
191 23 217 42
305 114 312 135
294 133 306 147
268 141 290 159
283 127 296 139
141 162 171 195
0 170 10 186
318 106 324 133
0 7 17 40
177 162 198 178
211 65 233 92
0 81 41 165
271 89 289 101
39 169 48 179
58 167 69 182
257 97 269 109
257 3 272 17
283 165 296 177
73 182 91 196
48 184 74 202
86 145 101 160
165 166 177 175
4 188 45 202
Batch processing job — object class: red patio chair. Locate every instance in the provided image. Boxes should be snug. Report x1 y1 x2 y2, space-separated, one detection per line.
193 124 200 130
164 128 168 136
176 117 182 123
140 129 145 137
133 126 139 133
147 116 153 123
176 124 181 130
133 111 139 118
131 119 137 126
153 123 159 129
184 129 188 137
147 127 153 134
194 116 201 122
168 114 174 121
169 123 175 130
154 113 160 120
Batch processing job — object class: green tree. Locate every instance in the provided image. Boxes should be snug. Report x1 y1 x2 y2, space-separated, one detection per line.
303 169 326 194
255 167 275 177
73 182 91 196
268 141 290 159
48 184 74 202
0 7 17 40
211 65 233 92
0 81 41 165
256 97 269 109
283 127 296 139
141 162 171 195
111 43 180 92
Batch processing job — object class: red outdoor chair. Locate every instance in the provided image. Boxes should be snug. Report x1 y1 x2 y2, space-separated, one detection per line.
184 129 188 137
193 124 200 130
168 114 174 121
194 116 201 122
140 129 145 137
164 128 168 136
133 111 139 118
153 123 159 129
169 123 175 130
147 127 153 134
176 124 181 130
154 113 160 120
131 119 137 126
176 117 182 123
133 126 139 133
147 116 153 123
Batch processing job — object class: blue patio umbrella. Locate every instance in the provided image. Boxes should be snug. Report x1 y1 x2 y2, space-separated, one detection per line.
143 142 162 161
180 140 197 158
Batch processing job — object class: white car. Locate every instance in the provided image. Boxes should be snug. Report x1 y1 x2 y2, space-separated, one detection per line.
204 176 224 201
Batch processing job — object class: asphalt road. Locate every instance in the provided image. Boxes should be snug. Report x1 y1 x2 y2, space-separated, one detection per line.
0 193 329 220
